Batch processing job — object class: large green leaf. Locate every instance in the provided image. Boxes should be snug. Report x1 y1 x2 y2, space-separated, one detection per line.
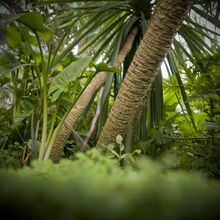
49 56 92 102
5 25 21 48
17 12 53 41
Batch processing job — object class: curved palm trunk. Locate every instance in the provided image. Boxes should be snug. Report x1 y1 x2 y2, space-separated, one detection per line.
97 0 193 147
49 26 138 162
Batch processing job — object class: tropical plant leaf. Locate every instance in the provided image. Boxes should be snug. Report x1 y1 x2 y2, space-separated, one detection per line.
16 12 53 41
93 62 119 73
49 56 92 102
5 25 21 48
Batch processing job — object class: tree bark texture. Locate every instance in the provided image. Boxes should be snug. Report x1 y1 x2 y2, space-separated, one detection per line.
97 0 193 147
50 26 139 162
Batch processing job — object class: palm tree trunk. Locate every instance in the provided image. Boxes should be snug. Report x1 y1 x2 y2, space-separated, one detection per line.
49 25 139 162
97 0 193 148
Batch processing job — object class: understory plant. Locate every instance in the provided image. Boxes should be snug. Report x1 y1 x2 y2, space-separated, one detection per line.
0 148 220 220
139 51 220 178
0 10 118 163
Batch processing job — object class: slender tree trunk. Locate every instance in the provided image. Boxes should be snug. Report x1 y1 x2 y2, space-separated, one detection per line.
97 0 193 148
81 86 104 151
49 26 138 162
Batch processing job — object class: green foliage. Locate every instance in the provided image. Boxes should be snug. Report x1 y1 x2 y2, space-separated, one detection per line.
191 142 220 177
154 51 220 177
163 51 220 137
5 25 21 48
139 126 177 156
17 12 53 41
0 149 21 169
0 9 115 160
0 149 220 220
174 139 220 178
49 56 92 102
191 52 220 135
100 135 142 166
93 62 119 73
0 0 220 176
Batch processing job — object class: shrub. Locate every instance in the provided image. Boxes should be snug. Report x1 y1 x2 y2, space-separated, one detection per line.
0 149 220 220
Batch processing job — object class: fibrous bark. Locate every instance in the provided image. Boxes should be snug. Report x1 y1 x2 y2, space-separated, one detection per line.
50 26 139 162
81 86 104 151
97 0 193 147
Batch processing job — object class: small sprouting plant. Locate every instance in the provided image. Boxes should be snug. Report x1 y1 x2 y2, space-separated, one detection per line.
100 135 141 166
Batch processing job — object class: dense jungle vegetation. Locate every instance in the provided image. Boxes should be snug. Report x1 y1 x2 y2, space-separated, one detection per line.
0 0 220 219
